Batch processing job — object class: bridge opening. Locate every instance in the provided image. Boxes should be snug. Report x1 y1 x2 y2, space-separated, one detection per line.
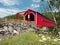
25 13 34 21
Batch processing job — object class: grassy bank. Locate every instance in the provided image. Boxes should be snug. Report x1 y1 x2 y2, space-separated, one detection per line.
0 32 60 45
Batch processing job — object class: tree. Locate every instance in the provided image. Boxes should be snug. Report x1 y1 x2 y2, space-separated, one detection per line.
48 0 60 12
41 0 59 35
48 0 57 25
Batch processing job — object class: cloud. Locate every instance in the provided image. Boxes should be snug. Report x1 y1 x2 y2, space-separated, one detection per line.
0 0 20 6
32 0 47 2
0 8 21 18
26 4 40 12
31 4 40 8
32 0 41 2
53 9 58 12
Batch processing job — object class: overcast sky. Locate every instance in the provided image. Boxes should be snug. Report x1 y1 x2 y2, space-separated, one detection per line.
0 0 58 18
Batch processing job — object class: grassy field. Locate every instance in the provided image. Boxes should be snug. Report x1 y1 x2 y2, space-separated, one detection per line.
0 32 60 45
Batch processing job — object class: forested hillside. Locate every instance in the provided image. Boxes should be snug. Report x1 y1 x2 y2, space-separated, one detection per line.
4 14 23 20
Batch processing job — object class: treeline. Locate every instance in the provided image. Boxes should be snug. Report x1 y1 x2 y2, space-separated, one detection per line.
4 14 23 20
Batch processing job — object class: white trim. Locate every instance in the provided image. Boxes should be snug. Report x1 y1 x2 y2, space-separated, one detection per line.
24 13 28 17
24 12 35 21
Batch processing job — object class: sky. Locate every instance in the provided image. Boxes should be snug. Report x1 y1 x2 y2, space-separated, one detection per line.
0 0 58 18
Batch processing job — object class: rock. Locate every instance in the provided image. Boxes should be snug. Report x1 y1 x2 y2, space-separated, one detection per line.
0 24 3 28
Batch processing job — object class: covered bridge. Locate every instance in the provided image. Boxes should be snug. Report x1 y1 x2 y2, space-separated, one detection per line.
16 9 56 27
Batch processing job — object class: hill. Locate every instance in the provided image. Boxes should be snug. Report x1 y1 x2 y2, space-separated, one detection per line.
4 14 23 20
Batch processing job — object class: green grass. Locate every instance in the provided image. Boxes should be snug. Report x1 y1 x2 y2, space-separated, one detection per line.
0 32 60 45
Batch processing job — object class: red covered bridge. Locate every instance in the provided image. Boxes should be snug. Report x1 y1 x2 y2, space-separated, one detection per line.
16 9 56 27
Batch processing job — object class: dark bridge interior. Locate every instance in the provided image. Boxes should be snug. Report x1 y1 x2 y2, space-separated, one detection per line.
25 13 34 21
